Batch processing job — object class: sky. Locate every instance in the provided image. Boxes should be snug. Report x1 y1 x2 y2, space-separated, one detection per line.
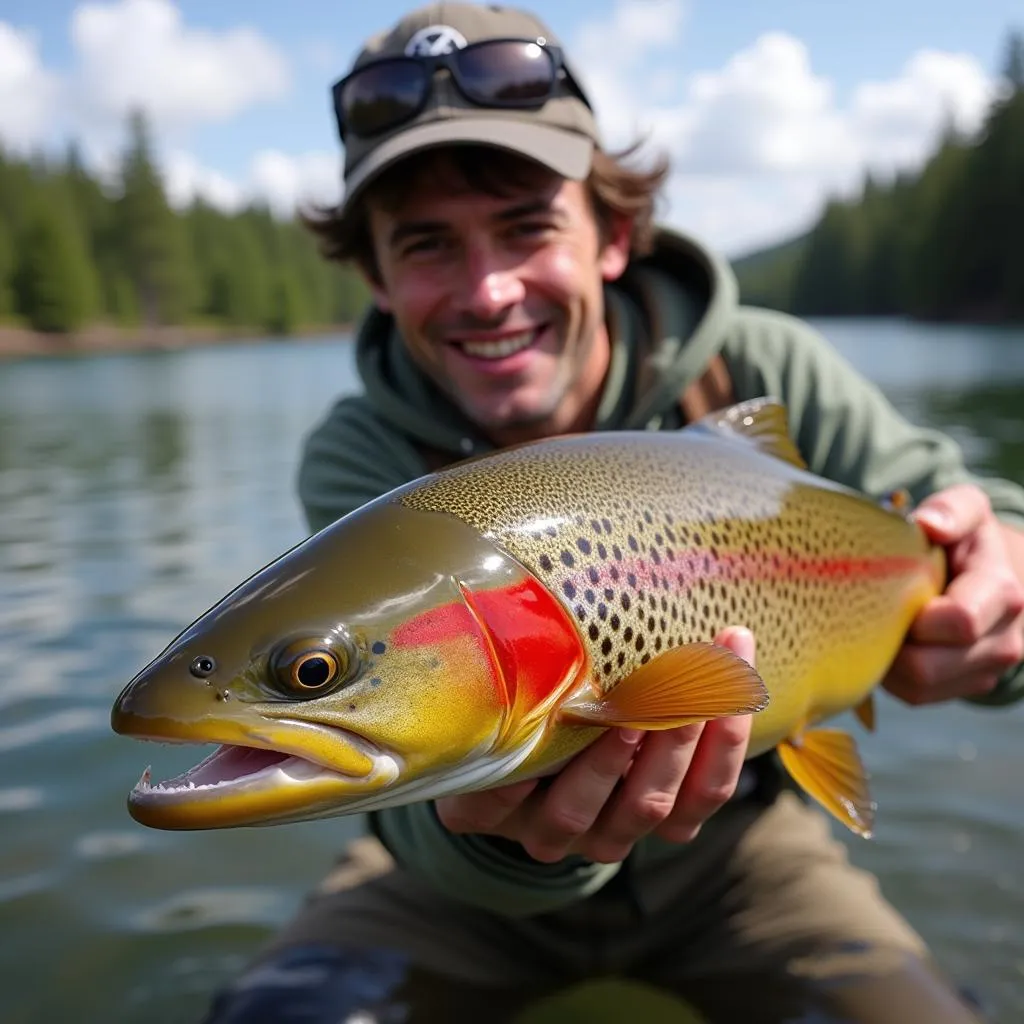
0 0 1019 257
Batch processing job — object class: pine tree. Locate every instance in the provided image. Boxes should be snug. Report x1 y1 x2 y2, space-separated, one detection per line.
14 201 98 333
113 109 196 326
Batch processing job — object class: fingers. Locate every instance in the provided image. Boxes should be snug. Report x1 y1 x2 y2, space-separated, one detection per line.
508 727 644 863
656 712 753 843
584 724 705 862
912 483 991 544
435 778 539 835
911 520 1024 646
884 626 1024 705
656 626 756 842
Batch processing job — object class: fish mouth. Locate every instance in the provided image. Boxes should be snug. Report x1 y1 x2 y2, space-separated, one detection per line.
121 720 399 830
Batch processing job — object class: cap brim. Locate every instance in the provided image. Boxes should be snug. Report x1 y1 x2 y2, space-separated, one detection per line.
340 118 594 213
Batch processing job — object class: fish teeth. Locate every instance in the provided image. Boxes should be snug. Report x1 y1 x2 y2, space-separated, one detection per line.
459 331 534 359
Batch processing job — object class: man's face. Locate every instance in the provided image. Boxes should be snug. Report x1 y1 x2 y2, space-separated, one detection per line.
365 158 631 444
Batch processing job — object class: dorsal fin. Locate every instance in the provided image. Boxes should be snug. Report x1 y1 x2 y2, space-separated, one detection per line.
691 397 807 470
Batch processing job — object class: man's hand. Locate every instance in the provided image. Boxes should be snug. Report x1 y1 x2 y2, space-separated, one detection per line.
884 484 1024 705
434 627 756 865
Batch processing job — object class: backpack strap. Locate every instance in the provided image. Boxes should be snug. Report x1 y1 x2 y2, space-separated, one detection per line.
677 352 736 423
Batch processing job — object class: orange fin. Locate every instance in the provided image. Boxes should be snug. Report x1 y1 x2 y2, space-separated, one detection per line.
694 397 807 470
778 729 876 838
882 487 914 517
855 692 876 732
558 643 769 730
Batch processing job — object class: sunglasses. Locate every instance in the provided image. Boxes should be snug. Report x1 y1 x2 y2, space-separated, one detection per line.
332 37 589 142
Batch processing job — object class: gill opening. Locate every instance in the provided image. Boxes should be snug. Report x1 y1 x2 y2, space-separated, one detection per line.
456 577 518 750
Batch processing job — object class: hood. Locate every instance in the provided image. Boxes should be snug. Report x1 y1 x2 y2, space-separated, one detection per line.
351 226 740 457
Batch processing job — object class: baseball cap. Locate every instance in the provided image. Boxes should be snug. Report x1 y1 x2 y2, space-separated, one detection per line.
333 2 602 213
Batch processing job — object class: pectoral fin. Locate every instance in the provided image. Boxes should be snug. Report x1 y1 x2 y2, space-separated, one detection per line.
778 729 876 838
558 642 768 730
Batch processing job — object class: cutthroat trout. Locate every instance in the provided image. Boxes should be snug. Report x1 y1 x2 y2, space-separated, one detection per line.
111 399 946 838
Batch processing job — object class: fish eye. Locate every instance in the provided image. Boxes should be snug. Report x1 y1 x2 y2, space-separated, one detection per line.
189 655 217 678
269 638 356 698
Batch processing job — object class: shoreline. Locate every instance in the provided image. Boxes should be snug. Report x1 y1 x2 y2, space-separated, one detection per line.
0 322 353 362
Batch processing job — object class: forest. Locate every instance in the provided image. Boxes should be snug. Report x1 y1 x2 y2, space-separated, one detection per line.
0 112 368 337
1 29 1021 338
734 30 1024 323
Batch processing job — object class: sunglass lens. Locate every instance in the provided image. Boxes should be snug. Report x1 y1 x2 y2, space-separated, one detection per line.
341 61 427 136
458 41 555 105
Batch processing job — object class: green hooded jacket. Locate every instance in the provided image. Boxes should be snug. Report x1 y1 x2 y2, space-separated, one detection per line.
296 227 1024 917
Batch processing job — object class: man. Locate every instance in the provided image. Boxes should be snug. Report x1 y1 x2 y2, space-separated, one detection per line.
205 4 1024 1022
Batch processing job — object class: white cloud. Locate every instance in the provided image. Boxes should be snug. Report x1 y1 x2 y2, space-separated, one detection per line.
0 22 61 151
570 2 998 254
248 150 341 217
160 149 340 218
69 0 289 136
164 150 247 212
851 50 995 169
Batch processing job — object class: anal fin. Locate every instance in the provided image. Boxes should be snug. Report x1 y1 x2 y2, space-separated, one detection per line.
855 692 876 732
778 729 876 838
558 642 769 730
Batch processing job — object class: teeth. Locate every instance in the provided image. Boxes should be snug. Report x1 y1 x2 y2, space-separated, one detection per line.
460 331 534 359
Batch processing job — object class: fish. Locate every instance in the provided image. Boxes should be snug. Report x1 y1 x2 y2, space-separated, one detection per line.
110 398 946 839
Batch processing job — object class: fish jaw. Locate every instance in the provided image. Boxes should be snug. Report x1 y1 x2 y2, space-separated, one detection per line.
114 707 400 829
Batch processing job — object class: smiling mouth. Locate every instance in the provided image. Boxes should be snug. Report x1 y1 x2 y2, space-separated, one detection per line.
454 327 544 361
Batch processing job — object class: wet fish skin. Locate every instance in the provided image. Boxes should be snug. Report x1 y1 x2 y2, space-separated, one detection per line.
111 399 946 837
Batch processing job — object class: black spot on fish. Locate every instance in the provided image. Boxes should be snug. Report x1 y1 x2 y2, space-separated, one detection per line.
626 572 637 588
370 677 382 688
601 637 612 656
621 594 632 612
348 703 357 712
371 641 387 655
609 565 620 582
561 550 575 568
602 518 613 533
588 566 600 585
585 589 596 605
604 587 615 601
636 635 645 652
539 554 553 572
577 537 592 556
610 614 620 630
628 535 639 552
597 603 608 621
617 651 626 667
650 549 661 565
575 604 586 622
612 544 623 561
624 626 634 643
588 623 600 642
640 652 651 664
563 580 577 600
603 661 613 676
597 542 608 560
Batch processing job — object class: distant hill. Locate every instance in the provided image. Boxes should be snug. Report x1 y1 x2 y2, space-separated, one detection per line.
729 232 809 312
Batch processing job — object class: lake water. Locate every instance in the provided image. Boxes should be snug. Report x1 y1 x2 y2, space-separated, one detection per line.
1 319 1023 1023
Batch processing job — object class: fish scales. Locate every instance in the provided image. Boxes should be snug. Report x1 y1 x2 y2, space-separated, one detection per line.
397 430 936 753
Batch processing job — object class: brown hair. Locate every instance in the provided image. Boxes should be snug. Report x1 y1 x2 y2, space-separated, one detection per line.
301 141 670 283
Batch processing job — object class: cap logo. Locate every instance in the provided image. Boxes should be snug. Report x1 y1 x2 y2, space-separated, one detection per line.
404 24 468 57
